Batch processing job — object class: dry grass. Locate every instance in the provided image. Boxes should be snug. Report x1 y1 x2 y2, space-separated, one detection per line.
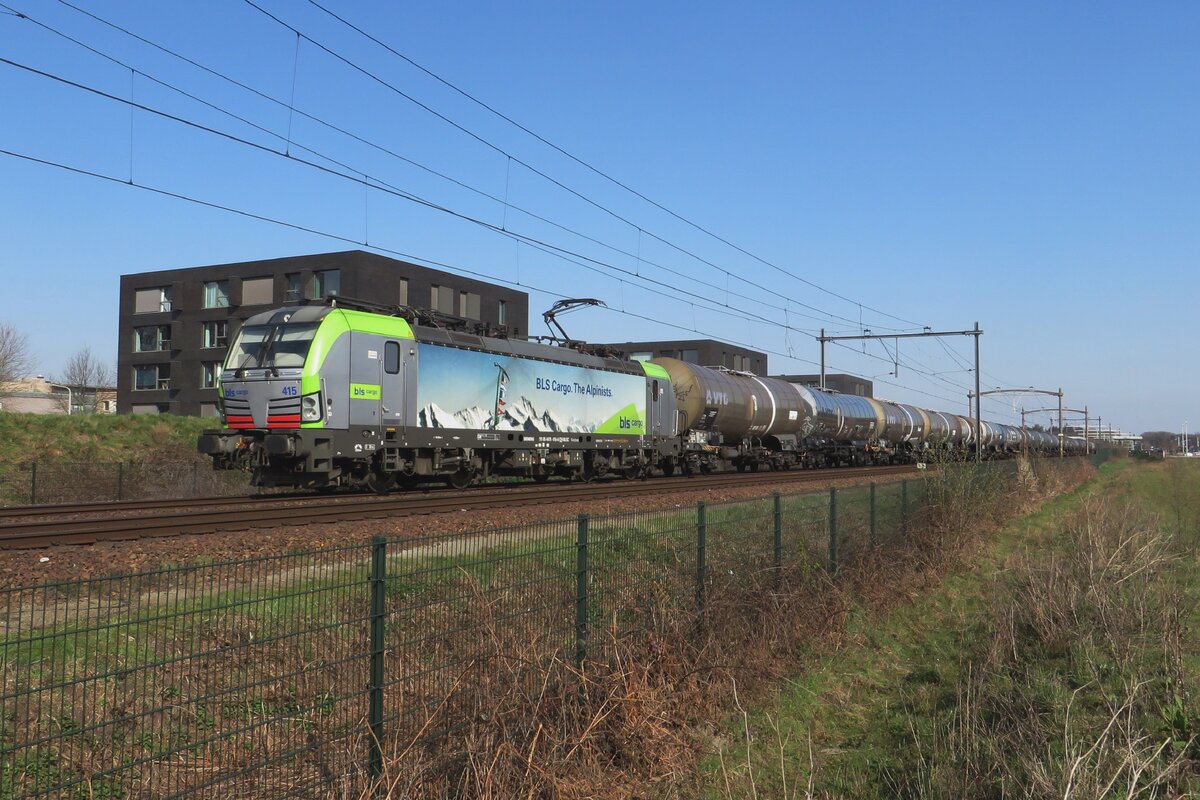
0 458 1100 799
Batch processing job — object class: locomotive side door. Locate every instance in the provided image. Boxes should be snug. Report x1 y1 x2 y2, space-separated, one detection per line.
380 340 405 429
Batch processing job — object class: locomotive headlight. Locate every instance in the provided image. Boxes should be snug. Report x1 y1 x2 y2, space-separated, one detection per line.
301 392 322 422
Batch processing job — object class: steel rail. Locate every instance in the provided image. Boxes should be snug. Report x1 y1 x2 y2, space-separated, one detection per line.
0 465 914 549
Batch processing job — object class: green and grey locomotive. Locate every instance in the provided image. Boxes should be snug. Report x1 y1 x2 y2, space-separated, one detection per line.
198 300 680 490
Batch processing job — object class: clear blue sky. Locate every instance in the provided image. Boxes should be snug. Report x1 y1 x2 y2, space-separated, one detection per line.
1 0 1196 434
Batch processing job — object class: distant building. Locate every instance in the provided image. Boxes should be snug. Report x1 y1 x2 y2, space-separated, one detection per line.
0 378 116 414
596 339 768 376
772 373 873 397
116 250 529 417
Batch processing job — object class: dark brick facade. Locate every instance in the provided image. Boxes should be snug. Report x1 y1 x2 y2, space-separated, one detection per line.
117 250 529 416
597 339 768 376
773 373 873 397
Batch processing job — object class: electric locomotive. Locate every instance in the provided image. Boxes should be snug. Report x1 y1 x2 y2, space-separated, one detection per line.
198 298 679 490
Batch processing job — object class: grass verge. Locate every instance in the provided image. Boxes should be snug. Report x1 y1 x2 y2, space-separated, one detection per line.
713 457 1200 799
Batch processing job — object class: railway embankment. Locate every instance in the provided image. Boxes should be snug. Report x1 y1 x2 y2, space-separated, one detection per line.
0 412 233 505
712 457 1200 798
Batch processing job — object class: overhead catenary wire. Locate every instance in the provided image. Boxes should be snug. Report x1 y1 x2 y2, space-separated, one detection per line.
6 46 953 380
16 1 864 335
0 52 829 343
236 0 921 333
1 8 988 408
0 144 970 410
0 56 974 410
301 0 929 331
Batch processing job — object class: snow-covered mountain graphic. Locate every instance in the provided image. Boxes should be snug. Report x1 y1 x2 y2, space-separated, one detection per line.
419 396 596 433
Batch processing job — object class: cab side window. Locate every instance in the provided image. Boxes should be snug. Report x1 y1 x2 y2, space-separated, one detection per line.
384 341 401 375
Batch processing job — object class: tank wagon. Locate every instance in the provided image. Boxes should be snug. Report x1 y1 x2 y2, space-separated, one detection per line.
198 299 1086 490
198 301 679 490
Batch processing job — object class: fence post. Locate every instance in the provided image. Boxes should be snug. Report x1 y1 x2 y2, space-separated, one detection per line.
368 536 387 792
29 462 37 505
575 514 589 670
117 462 124 502
828 487 838 573
869 482 877 548
773 492 783 574
191 462 198 496
901 479 909 541
696 502 707 613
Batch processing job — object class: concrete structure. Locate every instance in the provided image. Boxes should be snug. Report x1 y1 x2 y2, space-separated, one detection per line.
598 339 768 376
773 373 873 397
0 378 116 414
117 250 529 417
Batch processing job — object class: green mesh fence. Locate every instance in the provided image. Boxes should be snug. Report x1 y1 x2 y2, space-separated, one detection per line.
0 459 1083 797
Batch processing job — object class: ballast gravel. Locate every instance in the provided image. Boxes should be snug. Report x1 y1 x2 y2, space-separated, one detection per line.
0 472 913 588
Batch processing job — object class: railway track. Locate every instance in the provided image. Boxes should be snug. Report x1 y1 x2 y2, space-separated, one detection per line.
0 465 915 549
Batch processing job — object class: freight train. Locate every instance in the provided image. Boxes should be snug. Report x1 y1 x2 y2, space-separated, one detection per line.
198 298 1088 491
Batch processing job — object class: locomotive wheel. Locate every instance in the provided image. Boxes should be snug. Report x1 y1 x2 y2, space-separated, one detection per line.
660 463 675 477
448 469 473 489
365 470 395 495
532 471 551 484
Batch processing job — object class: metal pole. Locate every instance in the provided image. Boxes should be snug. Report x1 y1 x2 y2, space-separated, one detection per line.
869 482 877 547
1020 408 1027 458
575 514 589 669
901 479 909 540
30 462 37 505
819 328 826 389
1058 388 1064 459
828 488 838 572
973 322 981 464
368 535 387 791
696 502 707 613
1084 406 1089 454
773 493 782 573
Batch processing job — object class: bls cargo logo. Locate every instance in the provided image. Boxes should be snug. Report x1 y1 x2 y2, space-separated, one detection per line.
618 417 643 430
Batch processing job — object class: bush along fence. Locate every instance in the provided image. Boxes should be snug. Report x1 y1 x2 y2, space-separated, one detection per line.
0 460 1074 798
0 461 247 506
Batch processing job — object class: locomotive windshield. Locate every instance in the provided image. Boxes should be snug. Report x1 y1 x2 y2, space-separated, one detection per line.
226 322 319 369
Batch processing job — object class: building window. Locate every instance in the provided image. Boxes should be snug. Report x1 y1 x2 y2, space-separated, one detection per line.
133 325 170 352
134 286 172 313
659 349 677 359
398 278 409 306
134 364 169 391
431 285 454 315
498 299 506 325
315 269 340 298
241 276 273 306
202 320 228 349
630 351 653 361
459 291 480 320
285 273 303 302
201 362 221 389
203 280 230 309
681 349 699 364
